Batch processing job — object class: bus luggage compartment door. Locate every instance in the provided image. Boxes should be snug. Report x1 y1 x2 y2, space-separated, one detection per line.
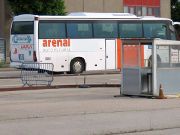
105 39 116 70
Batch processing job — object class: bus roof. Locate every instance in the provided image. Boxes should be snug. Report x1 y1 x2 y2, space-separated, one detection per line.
13 13 172 22
68 12 138 18
174 22 180 25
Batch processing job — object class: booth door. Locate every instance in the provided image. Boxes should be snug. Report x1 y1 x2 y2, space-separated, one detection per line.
121 44 142 95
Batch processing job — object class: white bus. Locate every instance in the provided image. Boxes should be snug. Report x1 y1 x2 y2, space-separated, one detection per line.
10 13 177 73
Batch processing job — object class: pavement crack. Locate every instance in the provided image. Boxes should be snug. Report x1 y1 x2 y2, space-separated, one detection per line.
100 127 180 135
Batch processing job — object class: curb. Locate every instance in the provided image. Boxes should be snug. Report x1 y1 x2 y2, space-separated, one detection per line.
0 68 19 72
166 94 180 98
0 84 121 92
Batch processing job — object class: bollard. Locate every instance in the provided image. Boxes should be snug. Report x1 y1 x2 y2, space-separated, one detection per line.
79 76 90 88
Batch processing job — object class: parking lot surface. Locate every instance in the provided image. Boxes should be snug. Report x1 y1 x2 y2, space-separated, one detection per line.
0 87 179 135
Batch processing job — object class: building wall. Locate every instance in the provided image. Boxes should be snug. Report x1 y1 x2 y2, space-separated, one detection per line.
123 0 160 17
65 0 84 13
160 0 171 18
0 0 5 38
104 0 123 13
84 0 104 12
64 0 170 18
0 0 12 62
65 0 123 13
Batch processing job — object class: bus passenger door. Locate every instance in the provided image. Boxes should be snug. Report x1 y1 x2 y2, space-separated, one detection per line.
105 39 116 69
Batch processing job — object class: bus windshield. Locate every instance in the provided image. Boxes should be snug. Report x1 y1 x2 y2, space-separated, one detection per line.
11 21 34 34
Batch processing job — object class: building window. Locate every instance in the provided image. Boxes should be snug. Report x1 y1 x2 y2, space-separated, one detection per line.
129 7 135 14
154 7 160 17
136 7 142 16
124 6 128 13
123 0 160 17
142 7 147 16
123 6 160 17
147 7 153 16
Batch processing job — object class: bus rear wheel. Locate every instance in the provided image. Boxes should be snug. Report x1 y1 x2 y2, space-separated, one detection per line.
70 58 85 74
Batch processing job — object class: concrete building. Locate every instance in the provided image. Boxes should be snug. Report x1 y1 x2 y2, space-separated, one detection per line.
65 0 171 18
0 0 12 62
0 0 171 62
0 0 5 39
0 0 12 39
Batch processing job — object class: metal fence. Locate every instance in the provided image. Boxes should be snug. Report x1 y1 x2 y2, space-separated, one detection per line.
20 63 54 86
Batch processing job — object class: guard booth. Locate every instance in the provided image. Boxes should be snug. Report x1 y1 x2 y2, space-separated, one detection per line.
121 39 180 96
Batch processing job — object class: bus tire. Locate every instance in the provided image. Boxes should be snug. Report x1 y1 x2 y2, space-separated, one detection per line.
70 58 85 74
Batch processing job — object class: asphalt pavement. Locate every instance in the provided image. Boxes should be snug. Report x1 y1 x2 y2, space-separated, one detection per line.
0 69 121 89
0 88 179 135
0 68 180 135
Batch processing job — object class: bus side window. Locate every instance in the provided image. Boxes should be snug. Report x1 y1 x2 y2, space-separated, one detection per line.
143 23 167 39
39 22 66 39
93 22 118 38
67 23 93 38
119 22 142 38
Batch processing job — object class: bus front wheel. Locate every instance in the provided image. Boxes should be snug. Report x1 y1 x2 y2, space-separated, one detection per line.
70 58 85 74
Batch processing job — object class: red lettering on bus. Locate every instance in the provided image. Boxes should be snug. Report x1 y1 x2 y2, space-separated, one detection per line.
42 39 70 47
57 40 62 47
52 40 56 47
43 40 47 47
21 45 32 49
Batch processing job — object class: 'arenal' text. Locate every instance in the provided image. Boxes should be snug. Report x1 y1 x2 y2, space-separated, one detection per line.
43 39 70 47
